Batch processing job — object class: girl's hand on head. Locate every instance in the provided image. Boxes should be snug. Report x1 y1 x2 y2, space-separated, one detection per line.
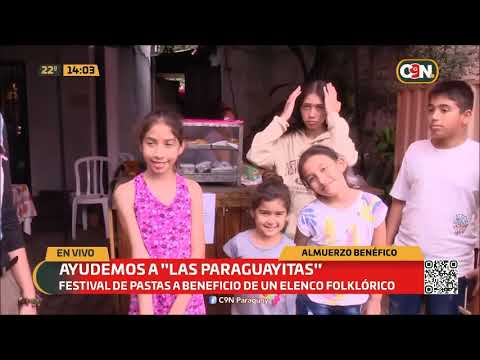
465 268 479 297
280 86 302 122
323 83 341 115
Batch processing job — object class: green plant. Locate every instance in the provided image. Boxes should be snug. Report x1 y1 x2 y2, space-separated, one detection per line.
366 126 395 199
403 45 471 80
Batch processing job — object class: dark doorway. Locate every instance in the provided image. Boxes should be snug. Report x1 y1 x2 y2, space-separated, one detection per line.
154 49 221 118
184 63 221 118
0 62 31 187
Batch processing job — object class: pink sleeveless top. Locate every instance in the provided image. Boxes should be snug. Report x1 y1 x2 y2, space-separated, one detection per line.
128 173 206 315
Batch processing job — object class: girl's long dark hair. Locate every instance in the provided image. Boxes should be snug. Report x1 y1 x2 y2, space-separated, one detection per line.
297 145 345 189
251 174 291 213
136 109 184 145
284 79 328 135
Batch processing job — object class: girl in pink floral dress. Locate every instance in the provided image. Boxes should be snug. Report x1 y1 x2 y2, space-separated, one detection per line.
114 110 206 315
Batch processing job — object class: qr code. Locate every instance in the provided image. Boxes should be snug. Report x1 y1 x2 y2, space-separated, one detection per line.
424 260 458 295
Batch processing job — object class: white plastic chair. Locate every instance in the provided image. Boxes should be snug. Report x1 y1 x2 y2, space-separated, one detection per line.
72 156 110 240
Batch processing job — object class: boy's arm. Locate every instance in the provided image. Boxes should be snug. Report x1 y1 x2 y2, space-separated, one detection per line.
386 198 405 245
465 267 479 297
386 144 413 245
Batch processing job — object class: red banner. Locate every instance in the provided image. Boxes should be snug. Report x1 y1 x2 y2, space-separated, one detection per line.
35 259 425 295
